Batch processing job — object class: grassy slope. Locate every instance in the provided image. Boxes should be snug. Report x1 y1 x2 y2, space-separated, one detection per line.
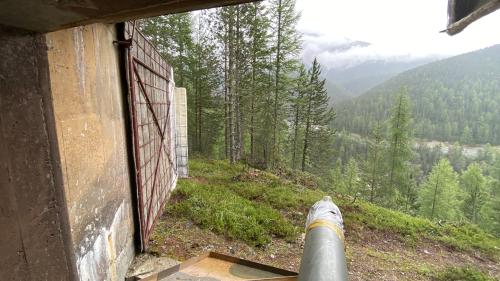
151 159 499 280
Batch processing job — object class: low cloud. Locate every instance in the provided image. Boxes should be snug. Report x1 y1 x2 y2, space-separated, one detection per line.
301 32 443 69
296 0 500 70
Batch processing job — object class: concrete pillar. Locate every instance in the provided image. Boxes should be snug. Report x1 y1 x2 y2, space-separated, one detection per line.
45 24 136 281
0 25 76 280
174 87 189 178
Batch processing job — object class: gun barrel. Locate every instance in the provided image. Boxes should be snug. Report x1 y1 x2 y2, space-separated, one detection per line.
298 196 348 281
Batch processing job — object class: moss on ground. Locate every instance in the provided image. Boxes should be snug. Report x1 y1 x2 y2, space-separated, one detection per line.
341 199 499 259
432 266 497 281
167 180 296 246
166 158 499 260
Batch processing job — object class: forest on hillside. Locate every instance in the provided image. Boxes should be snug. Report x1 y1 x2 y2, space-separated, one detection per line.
334 45 500 145
139 0 499 237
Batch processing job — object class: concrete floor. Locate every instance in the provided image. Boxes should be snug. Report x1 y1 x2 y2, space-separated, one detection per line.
126 254 179 280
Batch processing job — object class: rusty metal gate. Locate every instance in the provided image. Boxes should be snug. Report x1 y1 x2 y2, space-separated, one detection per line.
122 22 177 250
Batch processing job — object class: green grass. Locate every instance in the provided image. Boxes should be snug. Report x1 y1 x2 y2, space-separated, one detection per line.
166 158 499 259
341 199 499 258
432 266 497 281
167 161 297 246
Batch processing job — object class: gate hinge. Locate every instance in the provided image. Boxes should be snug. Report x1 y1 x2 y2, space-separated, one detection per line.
113 38 132 48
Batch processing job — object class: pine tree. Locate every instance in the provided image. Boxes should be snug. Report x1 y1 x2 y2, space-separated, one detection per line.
307 127 336 177
479 179 500 235
344 159 362 202
418 159 461 220
189 11 223 155
402 165 420 213
364 122 385 203
141 14 193 87
301 58 335 172
385 91 412 207
215 6 242 163
480 153 500 235
447 143 466 172
460 125 473 144
269 0 301 166
329 158 344 193
246 2 272 165
460 163 488 224
289 65 309 169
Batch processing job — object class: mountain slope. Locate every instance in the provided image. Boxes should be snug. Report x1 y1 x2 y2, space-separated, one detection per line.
325 79 350 103
326 58 436 102
333 45 500 145
149 159 499 281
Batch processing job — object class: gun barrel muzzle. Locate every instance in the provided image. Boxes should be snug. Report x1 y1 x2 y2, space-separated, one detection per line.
298 196 348 281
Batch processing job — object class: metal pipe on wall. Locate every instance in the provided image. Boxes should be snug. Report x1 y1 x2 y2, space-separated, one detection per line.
298 196 348 281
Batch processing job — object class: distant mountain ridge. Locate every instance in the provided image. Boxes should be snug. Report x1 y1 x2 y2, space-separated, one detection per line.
325 58 437 102
333 44 500 145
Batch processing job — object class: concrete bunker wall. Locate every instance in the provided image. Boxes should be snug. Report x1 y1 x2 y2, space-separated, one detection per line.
0 25 76 281
46 23 135 280
0 20 188 280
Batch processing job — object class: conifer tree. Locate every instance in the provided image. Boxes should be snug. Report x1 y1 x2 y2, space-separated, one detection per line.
141 14 193 87
447 143 467 171
344 159 362 202
290 65 309 169
246 2 272 165
301 58 335 172
479 180 500 235
189 11 223 155
364 122 385 203
480 154 500 235
402 165 420 213
385 91 412 206
329 158 344 193
460 163 488 224
214 6 242 163
418 159 461 220
269 0 301 166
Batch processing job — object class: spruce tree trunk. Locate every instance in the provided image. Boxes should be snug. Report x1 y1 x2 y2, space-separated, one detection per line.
250 13 257 163
302 97 312 172
272 0 283 166
430 173 441 219
292 98 301 170
369 149 379 202
177 16 185 87
195 70 200 151
235 7 243 161
224 24 229 159
228 10 237 164
389 95 403 191
472 184 478 223
405 174 412 212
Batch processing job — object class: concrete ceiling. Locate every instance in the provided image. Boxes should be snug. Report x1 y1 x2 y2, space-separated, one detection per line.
1 0 498 35
0 0 255 32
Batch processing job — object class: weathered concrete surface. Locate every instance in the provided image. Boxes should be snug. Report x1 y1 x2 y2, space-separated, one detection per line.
46 23 135 281
0 26 76 280
0 0 255 32
126 254 179 280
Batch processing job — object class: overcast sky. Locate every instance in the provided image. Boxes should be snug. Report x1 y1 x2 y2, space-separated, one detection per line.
296 0 500 69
